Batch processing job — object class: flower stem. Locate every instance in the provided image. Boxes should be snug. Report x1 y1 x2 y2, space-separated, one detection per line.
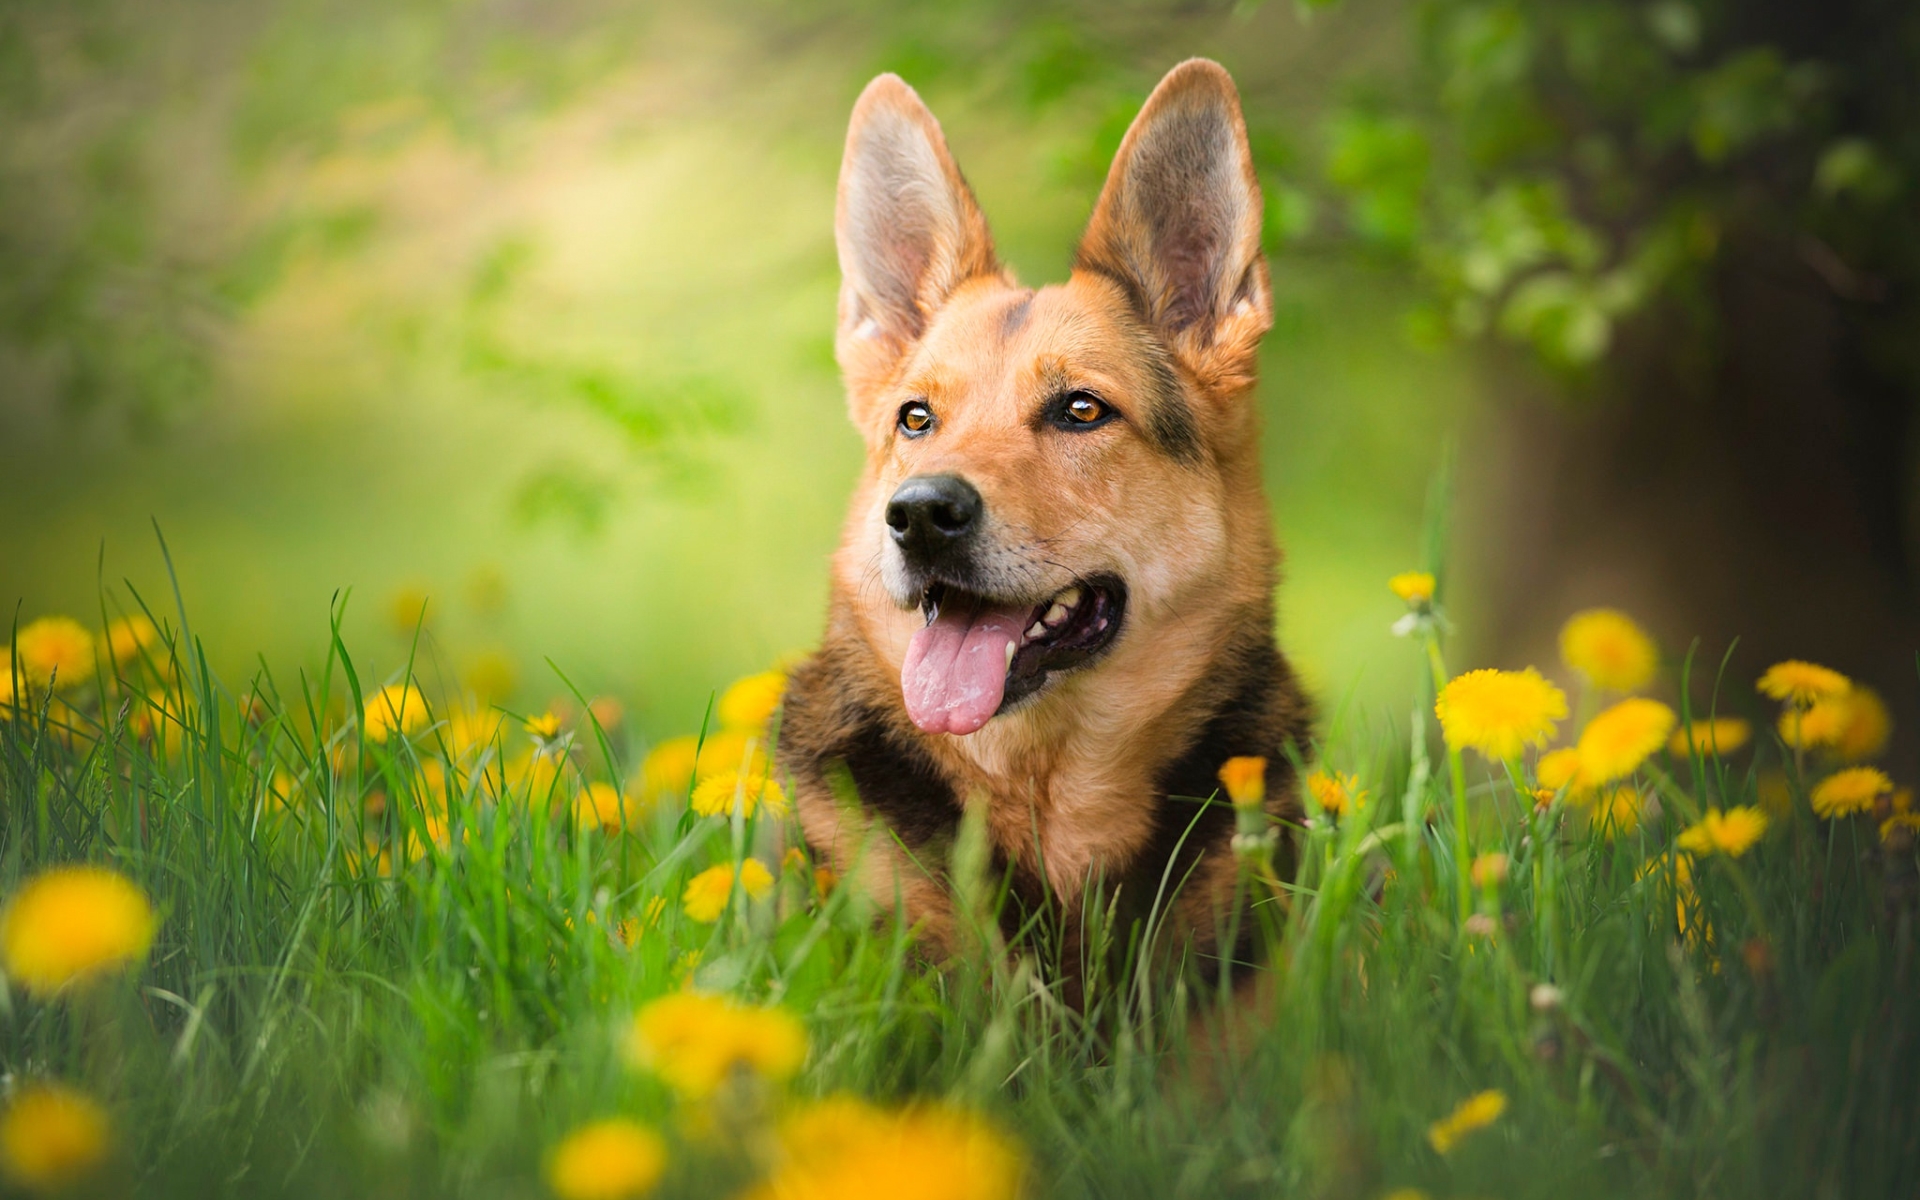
1420 628 1469 922
1450 744 1471 924
1716 853 1776 947
1424 636 1450 699
1643 763 1704 828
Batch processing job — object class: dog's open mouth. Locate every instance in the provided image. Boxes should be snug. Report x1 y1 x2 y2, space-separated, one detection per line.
901 575 1127 735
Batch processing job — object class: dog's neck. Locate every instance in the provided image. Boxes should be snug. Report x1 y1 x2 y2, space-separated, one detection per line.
840 582 1272 897
915 603 1264 895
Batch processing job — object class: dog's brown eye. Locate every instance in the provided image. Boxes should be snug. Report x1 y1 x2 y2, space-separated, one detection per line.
1065 395 1106 423
898 400 934 437
1052 391 1113 428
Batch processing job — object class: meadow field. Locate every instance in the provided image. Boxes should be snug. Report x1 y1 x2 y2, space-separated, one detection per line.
6 0 1920 1196
2 575 1917 1198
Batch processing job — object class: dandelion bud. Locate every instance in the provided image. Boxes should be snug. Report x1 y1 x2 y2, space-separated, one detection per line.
1388 571 1436 607
0 1083 110 1190
1470 852 1509 889
545 1118 665 1200
1217 756 1266 809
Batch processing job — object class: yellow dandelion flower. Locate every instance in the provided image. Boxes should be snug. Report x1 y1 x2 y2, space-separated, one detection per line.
574 783 636 834
363 683 429 744
263 770 300 816
638 736 700 801
718 670 787 732
1388 572 1436 606
1669 716 1751 758
105 615 159 666
626 992 807 1099
442 704 505 760
744 1096 1024 1200
697 729 762 778
1217 756 1267 808
525 711 564 741
15 617 95 691
1537 747 1587 794
0 1083 109 1191
1426 1089 1507 1155
417 809 454 852
1575 698 1676 785
1469 852 1509 889
1757 660 1849 708
681 860 774 923
1811 767 1893 819
0 650 14 715
1305 769 1365 817
1882 813 1920 842
1880 789 1918 843
545 1118 665 1200
1641 851 1703 941
1778 698 1847 750
782 847 809 874
1435 669 1568 761
1560 608 1658 693
587 696 625 734
1834 686 1892 761
1637 849 1694 890
1755 770 1793 818
1586 785 1643 839
386 584 432 637
1674 806 1768 858
690 768 790 819
465 651 517 705
0 865 156 996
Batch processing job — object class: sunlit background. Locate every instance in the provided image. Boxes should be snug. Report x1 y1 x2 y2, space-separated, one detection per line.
3 0 1916 761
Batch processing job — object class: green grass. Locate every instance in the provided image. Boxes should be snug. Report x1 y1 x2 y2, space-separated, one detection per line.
3 582 1918 1200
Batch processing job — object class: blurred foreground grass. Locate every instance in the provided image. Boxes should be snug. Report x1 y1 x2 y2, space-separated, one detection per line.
2 576 1916 1198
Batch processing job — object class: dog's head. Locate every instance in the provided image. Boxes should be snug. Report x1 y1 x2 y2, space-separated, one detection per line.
830 60 1277 737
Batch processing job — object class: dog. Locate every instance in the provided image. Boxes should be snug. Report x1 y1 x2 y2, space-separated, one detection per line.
778 59 1311 990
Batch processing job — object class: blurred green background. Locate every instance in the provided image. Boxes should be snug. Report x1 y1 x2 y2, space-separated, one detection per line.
3 0 1916 753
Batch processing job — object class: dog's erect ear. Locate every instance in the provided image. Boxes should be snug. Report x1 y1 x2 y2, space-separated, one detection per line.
836 75 1000 390
1074 60 1270 390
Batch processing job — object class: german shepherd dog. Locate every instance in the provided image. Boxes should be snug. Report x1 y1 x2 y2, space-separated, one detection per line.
779 60 1311 990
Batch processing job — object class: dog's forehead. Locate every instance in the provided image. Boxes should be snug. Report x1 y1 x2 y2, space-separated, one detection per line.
912 281 1132 381
904 279 1200 462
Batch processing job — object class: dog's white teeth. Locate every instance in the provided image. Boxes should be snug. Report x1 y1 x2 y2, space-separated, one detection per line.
1044 603 1069 627
1056 586 1082 611
1026 621 1047 640
1093 618 1108 632
1004 642 1017 668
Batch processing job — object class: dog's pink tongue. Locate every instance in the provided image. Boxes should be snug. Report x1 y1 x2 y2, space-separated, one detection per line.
902 601 1026 735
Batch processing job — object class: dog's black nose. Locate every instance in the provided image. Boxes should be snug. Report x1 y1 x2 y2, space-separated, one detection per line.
886 474 982 563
